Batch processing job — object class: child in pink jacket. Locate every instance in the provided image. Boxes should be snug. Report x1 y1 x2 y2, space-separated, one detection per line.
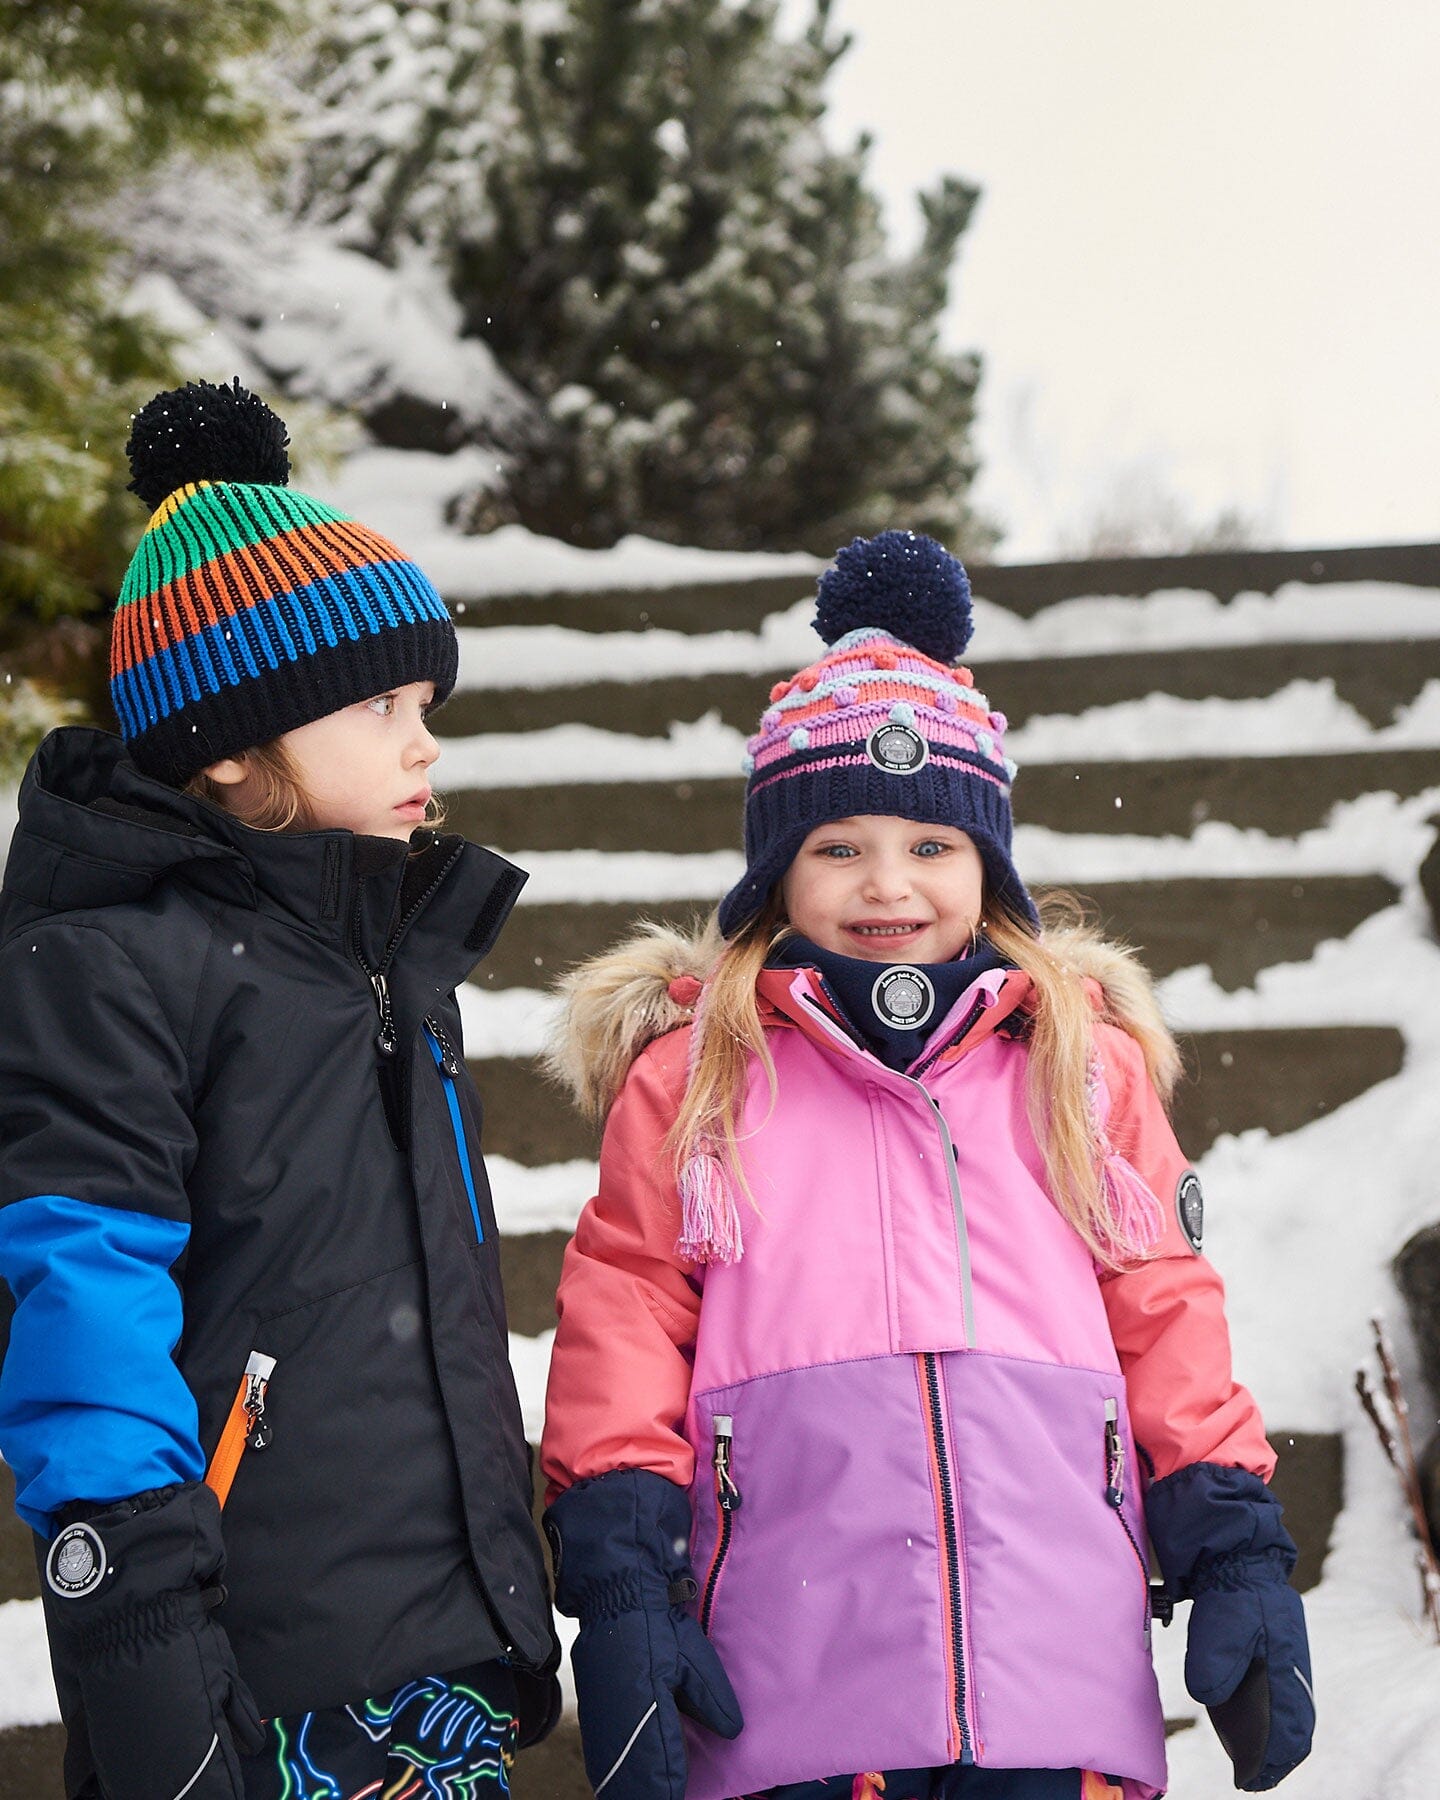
540 534 1314 1800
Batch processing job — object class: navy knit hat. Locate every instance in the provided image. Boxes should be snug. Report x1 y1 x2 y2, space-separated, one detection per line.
717 531 1036 937
112 379 457 787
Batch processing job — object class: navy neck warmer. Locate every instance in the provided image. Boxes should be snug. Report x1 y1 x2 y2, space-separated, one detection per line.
770 933 1008 1071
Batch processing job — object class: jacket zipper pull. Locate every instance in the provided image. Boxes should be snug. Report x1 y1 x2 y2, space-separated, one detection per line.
713 1414 742 1512
425 1015 462 1079
370 970 397 1057
1104 1397 1125 1508
244 1352 276 1451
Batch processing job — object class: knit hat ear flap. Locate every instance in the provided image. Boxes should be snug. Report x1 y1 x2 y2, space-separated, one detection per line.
110 379 457 789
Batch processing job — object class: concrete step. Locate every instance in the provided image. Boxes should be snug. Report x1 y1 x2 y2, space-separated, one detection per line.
439 637 1440 740
472 875 1401 996
469 1023 1404 1169
445 541 1440 631
444 748 1440 852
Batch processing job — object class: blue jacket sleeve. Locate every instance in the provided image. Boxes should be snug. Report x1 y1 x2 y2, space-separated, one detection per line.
0 921 204 1533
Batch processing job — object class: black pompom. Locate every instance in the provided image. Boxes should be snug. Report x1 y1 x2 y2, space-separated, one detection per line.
814 530 973 663
125 378 291 508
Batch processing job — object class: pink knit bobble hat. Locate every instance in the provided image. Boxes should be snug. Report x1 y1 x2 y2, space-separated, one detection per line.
717 530 1035 935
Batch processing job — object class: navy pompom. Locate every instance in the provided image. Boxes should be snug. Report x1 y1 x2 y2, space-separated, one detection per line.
814 530 973 663
126 377 291 508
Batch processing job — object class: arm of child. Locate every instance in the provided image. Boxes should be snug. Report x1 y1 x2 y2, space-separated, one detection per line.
541 1028 702 1501
1095 1022 1314 1791
540 1030 739 1800
1093 1020 1272 1482
0 921 263 1799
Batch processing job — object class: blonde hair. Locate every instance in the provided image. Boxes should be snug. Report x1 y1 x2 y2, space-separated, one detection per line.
667 886 1180 1270
186 740 447 835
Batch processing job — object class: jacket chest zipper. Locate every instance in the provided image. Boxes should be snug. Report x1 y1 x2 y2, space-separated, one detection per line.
920 1353 972 1762
801 989 981 1343
350 841 465 1058
424 1018 484 1244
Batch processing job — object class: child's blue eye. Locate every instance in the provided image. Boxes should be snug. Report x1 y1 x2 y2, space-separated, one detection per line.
817 844 857 859
367 694 397 717
914 840 947 857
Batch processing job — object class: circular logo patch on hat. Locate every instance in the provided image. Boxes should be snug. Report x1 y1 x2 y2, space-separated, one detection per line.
45 1523 107 1599
866 722 929 775
1176 1170 1204 1253
871 966 936 1031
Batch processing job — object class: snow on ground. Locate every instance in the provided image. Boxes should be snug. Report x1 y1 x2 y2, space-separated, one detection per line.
502 789 1440 906
0 1600 54 1731
452 581 1440 690
433 681 1440 789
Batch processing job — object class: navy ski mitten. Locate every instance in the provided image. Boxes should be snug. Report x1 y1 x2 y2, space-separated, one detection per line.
545 1468 743 1800
1146 1462 1315 1791
39 1481 264 1800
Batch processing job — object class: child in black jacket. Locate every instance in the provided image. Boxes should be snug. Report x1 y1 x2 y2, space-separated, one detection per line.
0 381 558 1799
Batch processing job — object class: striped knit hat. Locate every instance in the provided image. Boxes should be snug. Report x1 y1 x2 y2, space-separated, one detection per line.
717 530 1035 936
111 379 457 787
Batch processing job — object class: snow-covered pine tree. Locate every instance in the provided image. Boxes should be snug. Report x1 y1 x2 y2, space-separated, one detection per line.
0 0 285 628
294 0 990 553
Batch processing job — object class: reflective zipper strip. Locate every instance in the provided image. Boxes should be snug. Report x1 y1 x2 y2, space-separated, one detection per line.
203 1351 277 1510
425 1027 484 1243
909 1083 976 1346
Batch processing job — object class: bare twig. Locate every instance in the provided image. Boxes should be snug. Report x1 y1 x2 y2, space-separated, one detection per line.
1358 1315 1440 1643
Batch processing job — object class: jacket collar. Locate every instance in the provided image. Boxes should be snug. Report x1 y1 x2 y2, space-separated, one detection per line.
755 960 1033 1079
5 729 524 988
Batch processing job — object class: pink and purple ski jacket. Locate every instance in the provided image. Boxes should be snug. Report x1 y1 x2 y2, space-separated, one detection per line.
541 963 1274 1799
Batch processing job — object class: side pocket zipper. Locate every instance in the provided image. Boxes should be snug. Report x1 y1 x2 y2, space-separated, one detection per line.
424 1018 484 1244
205 1352 276 1510
700 1414 742 1633
1104 1396 1152 1643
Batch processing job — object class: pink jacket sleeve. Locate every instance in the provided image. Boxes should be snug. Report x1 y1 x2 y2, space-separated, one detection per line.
1095 1022 1276 1484
540 1029 701 1504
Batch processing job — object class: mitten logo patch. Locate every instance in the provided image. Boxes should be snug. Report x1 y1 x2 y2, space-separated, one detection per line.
871 966 935 1031
866 722 929 775
45 1523 107 1598
1177 1170 1204 1253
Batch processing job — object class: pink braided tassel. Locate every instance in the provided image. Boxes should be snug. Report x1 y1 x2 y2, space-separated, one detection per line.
676 1147 744 1265
1089 1050 1164 1263
1097 1149 1164 1262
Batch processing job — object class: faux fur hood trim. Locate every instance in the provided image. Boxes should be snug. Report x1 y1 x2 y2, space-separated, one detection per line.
543 914 1180 1119
542 918 721 1120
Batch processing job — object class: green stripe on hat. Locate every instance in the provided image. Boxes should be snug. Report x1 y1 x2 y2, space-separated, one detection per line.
117 483 354 609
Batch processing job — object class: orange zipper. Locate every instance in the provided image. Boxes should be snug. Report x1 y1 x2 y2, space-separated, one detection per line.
205 1352 276 1509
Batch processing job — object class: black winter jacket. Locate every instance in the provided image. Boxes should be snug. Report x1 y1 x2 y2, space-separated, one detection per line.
0 729 558 1734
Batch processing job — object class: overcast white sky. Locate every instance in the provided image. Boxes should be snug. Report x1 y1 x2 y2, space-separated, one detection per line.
787 0 1440 561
